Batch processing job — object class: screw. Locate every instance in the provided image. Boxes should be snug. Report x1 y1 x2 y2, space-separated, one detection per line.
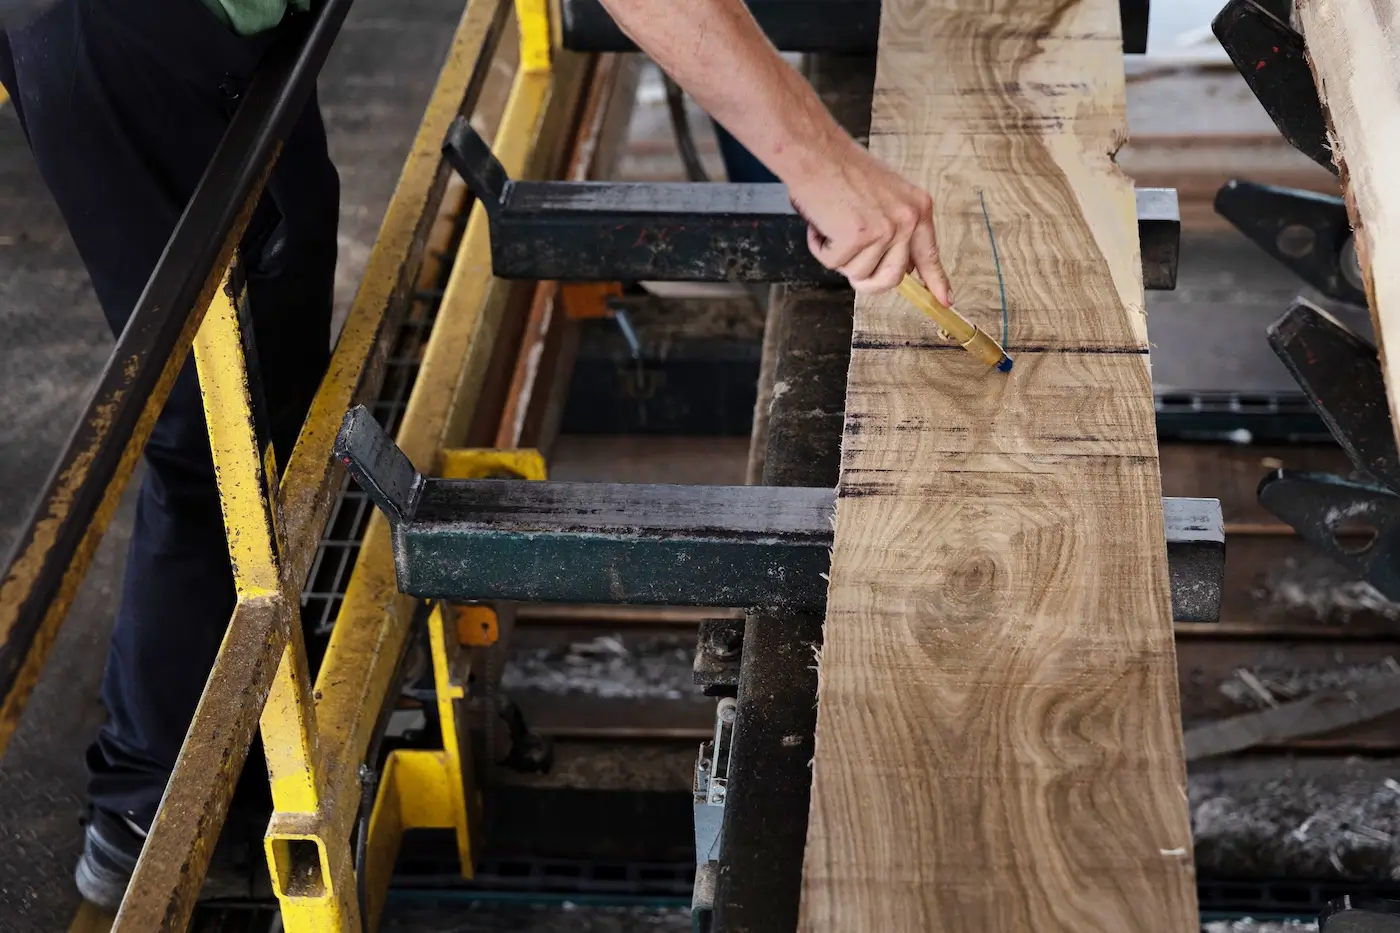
1276 223 1316 259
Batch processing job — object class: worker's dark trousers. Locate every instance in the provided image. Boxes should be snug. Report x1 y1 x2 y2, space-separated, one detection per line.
0 0 338 825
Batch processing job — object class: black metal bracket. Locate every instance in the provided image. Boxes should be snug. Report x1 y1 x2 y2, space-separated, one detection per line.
1215 180 1364 307
335 407 1225 620
1213 0 1335 173
1268 299 1399 488
1257 300 1400 601
694 618 744 696
442 119 1182 290
558 0 1150 54
1321 897 1400 933
333 405 424 524
1258 470 1400 603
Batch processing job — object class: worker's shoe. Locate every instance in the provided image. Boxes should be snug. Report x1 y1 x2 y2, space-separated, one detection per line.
75 805 274 911
74 806 145 912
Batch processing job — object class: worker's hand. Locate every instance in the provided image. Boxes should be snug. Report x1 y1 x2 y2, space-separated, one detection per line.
787 138 952 303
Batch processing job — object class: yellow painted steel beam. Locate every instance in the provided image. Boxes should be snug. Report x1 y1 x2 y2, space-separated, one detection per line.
105 5 514 930
192 275 282 598
361 748 457 928
192 272 348 930
362 604 473 928
515 0 551 73
424 603 472 867
439 447 546 480
0 85 9 107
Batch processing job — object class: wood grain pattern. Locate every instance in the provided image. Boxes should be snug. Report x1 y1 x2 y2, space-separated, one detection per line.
797 3 1198 931
1295 0 1400 451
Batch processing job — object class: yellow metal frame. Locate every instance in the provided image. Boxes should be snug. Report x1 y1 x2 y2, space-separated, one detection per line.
191 269 353 926
352 442 548 923
80 0 578 930
440 447 547 481
359 603 472 928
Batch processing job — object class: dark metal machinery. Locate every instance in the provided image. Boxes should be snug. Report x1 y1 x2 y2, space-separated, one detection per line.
1210 0 1400 600
1323 899 1400 933
337 405 1226 621
443 117 1183 291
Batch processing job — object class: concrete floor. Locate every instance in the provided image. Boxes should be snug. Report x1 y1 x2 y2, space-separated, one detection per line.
0 19 1364 933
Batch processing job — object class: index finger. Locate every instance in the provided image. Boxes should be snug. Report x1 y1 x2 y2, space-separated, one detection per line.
910 217 952 307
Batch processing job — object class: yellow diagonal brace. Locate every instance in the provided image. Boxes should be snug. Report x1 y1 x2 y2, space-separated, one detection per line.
192 274 280 597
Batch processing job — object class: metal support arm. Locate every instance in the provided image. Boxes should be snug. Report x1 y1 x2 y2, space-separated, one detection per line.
1215 180 1363 307
1213 0 1335 172
336 406 1225 621
442 119 1182 291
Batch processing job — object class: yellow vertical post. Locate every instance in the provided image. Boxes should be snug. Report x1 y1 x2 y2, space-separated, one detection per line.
515 0 551 73
426 603 473 872
192 268 356 932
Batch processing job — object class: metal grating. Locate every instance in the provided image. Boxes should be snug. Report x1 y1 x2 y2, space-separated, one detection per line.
190 901 283 932
300 279 458 636
396 855 697 898
1155 389 1331 444
1197 876 1400 917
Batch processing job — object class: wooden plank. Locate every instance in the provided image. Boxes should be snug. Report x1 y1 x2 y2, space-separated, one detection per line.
1177 638 1400 752
1296 0 1400 451
1184 673 1400 761
798 3 1197 931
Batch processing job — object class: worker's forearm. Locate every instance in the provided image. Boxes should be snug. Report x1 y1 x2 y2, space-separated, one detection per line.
595 0 855 187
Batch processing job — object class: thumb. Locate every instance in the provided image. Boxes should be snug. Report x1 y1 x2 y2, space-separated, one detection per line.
911 219 952 307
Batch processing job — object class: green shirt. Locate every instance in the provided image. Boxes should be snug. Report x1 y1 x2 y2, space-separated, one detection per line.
200 0 308 36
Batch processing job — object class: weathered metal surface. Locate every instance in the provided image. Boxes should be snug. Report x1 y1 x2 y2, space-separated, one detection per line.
396 481 835 610
374 474 1223 620
1165 496 1227 625
1258 470 1400 603
1138 186 1182 291
1215 181 1363 307
1213 0 1335 173
444 119 1182 290
1267 299 1399 490
113 595 286 932
336 405 424 524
